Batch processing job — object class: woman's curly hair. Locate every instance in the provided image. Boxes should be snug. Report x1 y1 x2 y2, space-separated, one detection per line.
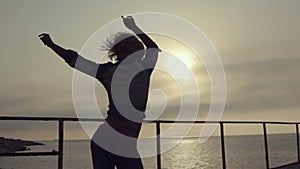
102 32 145 61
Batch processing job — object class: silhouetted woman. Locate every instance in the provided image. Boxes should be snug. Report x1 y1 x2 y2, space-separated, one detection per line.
39 16 160 169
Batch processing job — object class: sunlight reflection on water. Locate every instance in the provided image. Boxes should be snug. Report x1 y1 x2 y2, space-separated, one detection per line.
0 134 297 169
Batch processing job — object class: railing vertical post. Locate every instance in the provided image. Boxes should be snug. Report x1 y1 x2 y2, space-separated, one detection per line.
58 119 64 169
156 121 161 169
263 123 270 169
296 124 300 163
220 122 226 169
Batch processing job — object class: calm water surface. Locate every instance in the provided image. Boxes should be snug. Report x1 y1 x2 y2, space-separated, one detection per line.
0 134 297 169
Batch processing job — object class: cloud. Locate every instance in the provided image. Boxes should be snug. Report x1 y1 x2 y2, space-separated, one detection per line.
223 47 300 114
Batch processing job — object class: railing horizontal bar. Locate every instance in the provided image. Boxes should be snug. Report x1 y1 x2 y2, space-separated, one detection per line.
0 116 105 122
0 151 58 156
146 120 299 124
0 116 299 125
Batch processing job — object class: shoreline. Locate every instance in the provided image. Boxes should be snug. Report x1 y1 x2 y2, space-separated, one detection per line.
0 137 44 154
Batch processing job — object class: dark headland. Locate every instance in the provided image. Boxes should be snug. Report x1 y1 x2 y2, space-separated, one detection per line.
0 137 44 154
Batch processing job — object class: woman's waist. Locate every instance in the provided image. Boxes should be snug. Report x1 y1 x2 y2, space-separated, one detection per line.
105 116 142 137
107 107 146 121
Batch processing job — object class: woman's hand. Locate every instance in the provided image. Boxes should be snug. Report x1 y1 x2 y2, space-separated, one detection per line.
121 16 138 30
39 33 54 47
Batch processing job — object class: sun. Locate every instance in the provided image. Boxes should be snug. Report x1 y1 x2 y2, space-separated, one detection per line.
172 48 195 69
158 51 194 79
151 34 200 79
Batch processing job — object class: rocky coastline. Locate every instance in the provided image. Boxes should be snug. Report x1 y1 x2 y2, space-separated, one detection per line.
0 137 44 154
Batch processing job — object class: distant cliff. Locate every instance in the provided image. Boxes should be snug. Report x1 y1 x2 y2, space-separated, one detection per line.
0 137 44 154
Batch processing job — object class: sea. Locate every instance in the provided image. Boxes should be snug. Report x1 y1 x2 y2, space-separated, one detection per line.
0 134 298 169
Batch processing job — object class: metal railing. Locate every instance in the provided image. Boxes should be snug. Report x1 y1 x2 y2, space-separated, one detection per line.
1 116 300 169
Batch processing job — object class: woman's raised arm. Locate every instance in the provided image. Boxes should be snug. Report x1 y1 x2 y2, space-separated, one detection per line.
121 16 160 50
121 16 160 68
39 33 100 78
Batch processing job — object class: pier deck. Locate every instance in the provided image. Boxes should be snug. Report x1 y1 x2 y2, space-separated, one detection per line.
272 162 300 169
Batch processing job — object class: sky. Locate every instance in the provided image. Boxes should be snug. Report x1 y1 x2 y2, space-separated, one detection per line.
0 0 300 140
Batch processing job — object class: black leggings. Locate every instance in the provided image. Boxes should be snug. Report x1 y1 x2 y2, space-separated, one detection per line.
91 141 144 169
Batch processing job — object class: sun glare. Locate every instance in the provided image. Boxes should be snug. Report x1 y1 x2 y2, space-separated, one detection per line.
151 34 201 80
172 49 194 69
158 51 193 79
